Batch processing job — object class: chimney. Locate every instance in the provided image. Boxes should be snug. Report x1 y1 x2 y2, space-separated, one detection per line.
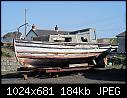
55 25 58 32
32 24 36 30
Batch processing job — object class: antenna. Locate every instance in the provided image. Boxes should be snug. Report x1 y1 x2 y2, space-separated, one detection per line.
25 8 27 38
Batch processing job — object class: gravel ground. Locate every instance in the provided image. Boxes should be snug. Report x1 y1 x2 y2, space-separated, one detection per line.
1 67 126 84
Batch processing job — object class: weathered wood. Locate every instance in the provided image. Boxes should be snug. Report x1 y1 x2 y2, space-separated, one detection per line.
17 53 100 59
15 40 110 46
14 39 111 68
23 74 28 80
17 51 103 54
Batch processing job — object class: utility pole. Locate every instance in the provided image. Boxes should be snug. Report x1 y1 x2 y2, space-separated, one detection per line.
25 8 27 38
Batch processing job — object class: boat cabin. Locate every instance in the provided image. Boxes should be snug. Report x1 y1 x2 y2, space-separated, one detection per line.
49 34 89 43
49 28 97 43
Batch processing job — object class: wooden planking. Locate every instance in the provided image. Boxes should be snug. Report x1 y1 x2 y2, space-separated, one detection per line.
17 53 100 59
17 56 96 68
15 46 108 53
15 43 98 49
13 39 110 68
15 41 99 49
16 51 103 54
45 66 91 73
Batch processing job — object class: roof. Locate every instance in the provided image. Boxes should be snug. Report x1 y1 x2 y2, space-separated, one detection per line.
27 29 70 36
26 28 95 37
116 31 126 37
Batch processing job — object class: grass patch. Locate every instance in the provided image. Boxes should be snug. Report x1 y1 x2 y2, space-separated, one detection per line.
1 51 12 57
1 47 14 57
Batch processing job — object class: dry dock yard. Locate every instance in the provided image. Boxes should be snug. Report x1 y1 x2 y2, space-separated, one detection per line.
1 62 126 84
1 68 126 84
1 47 126 84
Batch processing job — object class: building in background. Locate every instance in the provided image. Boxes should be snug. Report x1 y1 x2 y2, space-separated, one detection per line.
25 24 96 43
25 24 69 41
116 31 126 53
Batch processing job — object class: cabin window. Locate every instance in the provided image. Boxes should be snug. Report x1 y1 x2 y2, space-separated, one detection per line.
54 40 63 42
91 31 96 40
53 37 72 42
65 37 72 42
81 37 88 42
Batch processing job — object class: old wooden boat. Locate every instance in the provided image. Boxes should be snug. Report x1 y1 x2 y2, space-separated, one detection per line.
14 39 112 68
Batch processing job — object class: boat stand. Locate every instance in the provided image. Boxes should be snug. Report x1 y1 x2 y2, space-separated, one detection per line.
17 64 94 80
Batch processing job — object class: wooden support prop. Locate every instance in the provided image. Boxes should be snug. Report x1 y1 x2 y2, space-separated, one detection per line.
23 74 28 80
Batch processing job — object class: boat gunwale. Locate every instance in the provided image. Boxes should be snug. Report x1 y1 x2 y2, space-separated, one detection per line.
15 40 110 46
15 44 98 49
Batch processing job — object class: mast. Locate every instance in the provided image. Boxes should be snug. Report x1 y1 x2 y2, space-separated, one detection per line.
25 8 27 38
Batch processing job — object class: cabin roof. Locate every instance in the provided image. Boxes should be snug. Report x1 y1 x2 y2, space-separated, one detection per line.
69 28 93 34
29 29 70 36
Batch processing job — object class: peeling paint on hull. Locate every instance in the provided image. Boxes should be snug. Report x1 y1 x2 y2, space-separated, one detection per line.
14 39 110 68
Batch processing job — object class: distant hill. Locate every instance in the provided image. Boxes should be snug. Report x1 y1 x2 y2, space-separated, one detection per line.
1 32 22 43
97 38 118 45
2 31 22 39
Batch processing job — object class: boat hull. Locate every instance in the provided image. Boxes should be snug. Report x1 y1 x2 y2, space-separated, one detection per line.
18 54 100 67
14 40 110 68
